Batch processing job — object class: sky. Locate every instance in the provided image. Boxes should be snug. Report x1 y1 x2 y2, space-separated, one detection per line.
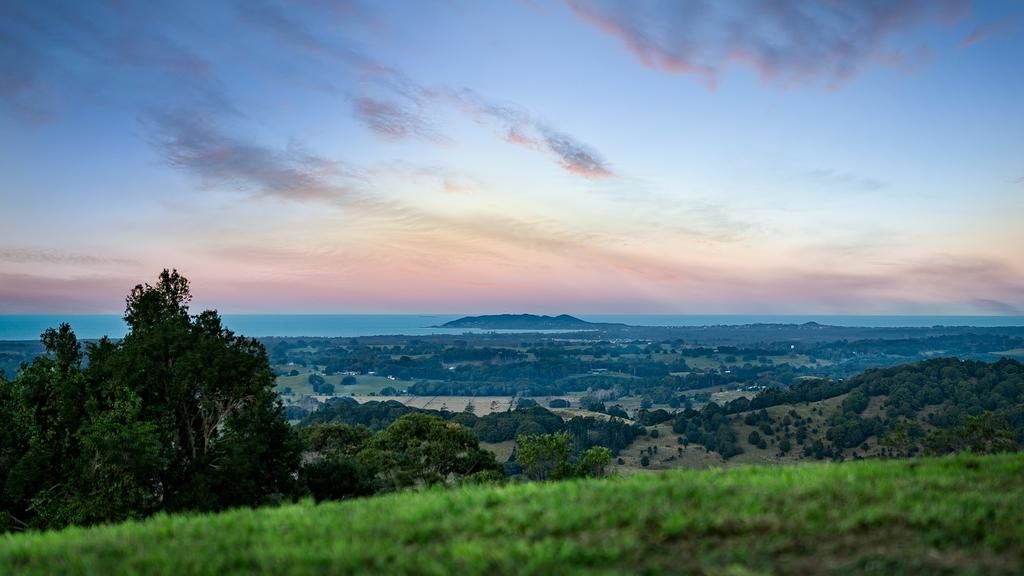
1 0 1022 315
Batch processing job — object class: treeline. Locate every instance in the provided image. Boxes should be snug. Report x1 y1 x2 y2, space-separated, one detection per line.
402 365 807 400
810 334 1024 359
304 399 645 456
722 376 857 413
300 414 502 502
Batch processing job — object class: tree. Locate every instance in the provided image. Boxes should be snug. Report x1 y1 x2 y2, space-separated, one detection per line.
0 369 30 531
578 395 605 413
360 414 500 491
880 420 915 457
516 432 573 481
0 270 303 531
2 326 167 528
748 430 766 449
924 412 1017 456
778 437 792 455
300 424 374 502
606 404 629 419
109 270 301 511
575 446 612 478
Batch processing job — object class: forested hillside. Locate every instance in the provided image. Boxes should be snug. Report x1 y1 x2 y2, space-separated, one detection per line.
668 357 1024 463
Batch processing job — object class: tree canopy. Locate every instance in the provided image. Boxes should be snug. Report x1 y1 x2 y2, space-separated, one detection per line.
0 270 301 531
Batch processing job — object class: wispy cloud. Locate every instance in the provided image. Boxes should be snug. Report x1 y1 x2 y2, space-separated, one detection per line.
0 248 135 267
537 126 613 179
368 162 481 195
0 273 131 314
141 105 627 265
449 89 613 179
236 0 384 73
971 298 1022 315
903 257 1024 291
566 0 969 88
0 2 218 122
143 110 355 200
745 255 1024 313
960 18 1019 47
353 96 444 141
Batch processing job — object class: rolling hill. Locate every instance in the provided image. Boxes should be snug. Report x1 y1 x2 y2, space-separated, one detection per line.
1 453 1021 575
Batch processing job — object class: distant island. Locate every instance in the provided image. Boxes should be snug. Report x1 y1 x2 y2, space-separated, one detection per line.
438 314 623 330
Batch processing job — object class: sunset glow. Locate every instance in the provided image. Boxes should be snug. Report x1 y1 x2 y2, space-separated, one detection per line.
1 1 1022 314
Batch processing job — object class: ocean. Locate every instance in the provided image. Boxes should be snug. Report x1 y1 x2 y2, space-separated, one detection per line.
1 314 1023 341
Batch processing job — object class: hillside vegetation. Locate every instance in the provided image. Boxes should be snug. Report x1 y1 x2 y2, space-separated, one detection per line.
666 357 1024 463
2 453 1022 575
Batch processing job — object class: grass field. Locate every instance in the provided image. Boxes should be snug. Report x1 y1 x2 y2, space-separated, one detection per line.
274 366 401 397
351 395 519 415
2 454 1022 575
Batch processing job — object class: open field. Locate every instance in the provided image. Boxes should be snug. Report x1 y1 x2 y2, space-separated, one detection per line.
349 395 520 416
709 388 759 405
2 454 1022 575
479 439 516 463
612 422 724 472
274 366 402 398
340 395 582 416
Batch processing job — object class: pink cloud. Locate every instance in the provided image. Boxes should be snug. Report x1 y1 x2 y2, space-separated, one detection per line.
505 127 540 148
565 0 718 89
566 0 969 89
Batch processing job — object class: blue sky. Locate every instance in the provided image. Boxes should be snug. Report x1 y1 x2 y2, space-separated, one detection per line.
1 0 1022 314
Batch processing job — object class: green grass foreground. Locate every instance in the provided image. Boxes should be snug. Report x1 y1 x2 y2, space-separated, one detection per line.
2 454 1023 575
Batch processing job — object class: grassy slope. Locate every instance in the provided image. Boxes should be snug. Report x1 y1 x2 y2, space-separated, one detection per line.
2 455 1023 575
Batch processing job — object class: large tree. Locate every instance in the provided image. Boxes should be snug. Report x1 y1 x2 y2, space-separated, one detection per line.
107 269 301 511
359 413 501 492
0 270 301 531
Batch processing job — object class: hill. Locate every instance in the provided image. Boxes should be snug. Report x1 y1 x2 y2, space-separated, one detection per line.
2 453 1022 575
438 314 618 330
641 357 1024 468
